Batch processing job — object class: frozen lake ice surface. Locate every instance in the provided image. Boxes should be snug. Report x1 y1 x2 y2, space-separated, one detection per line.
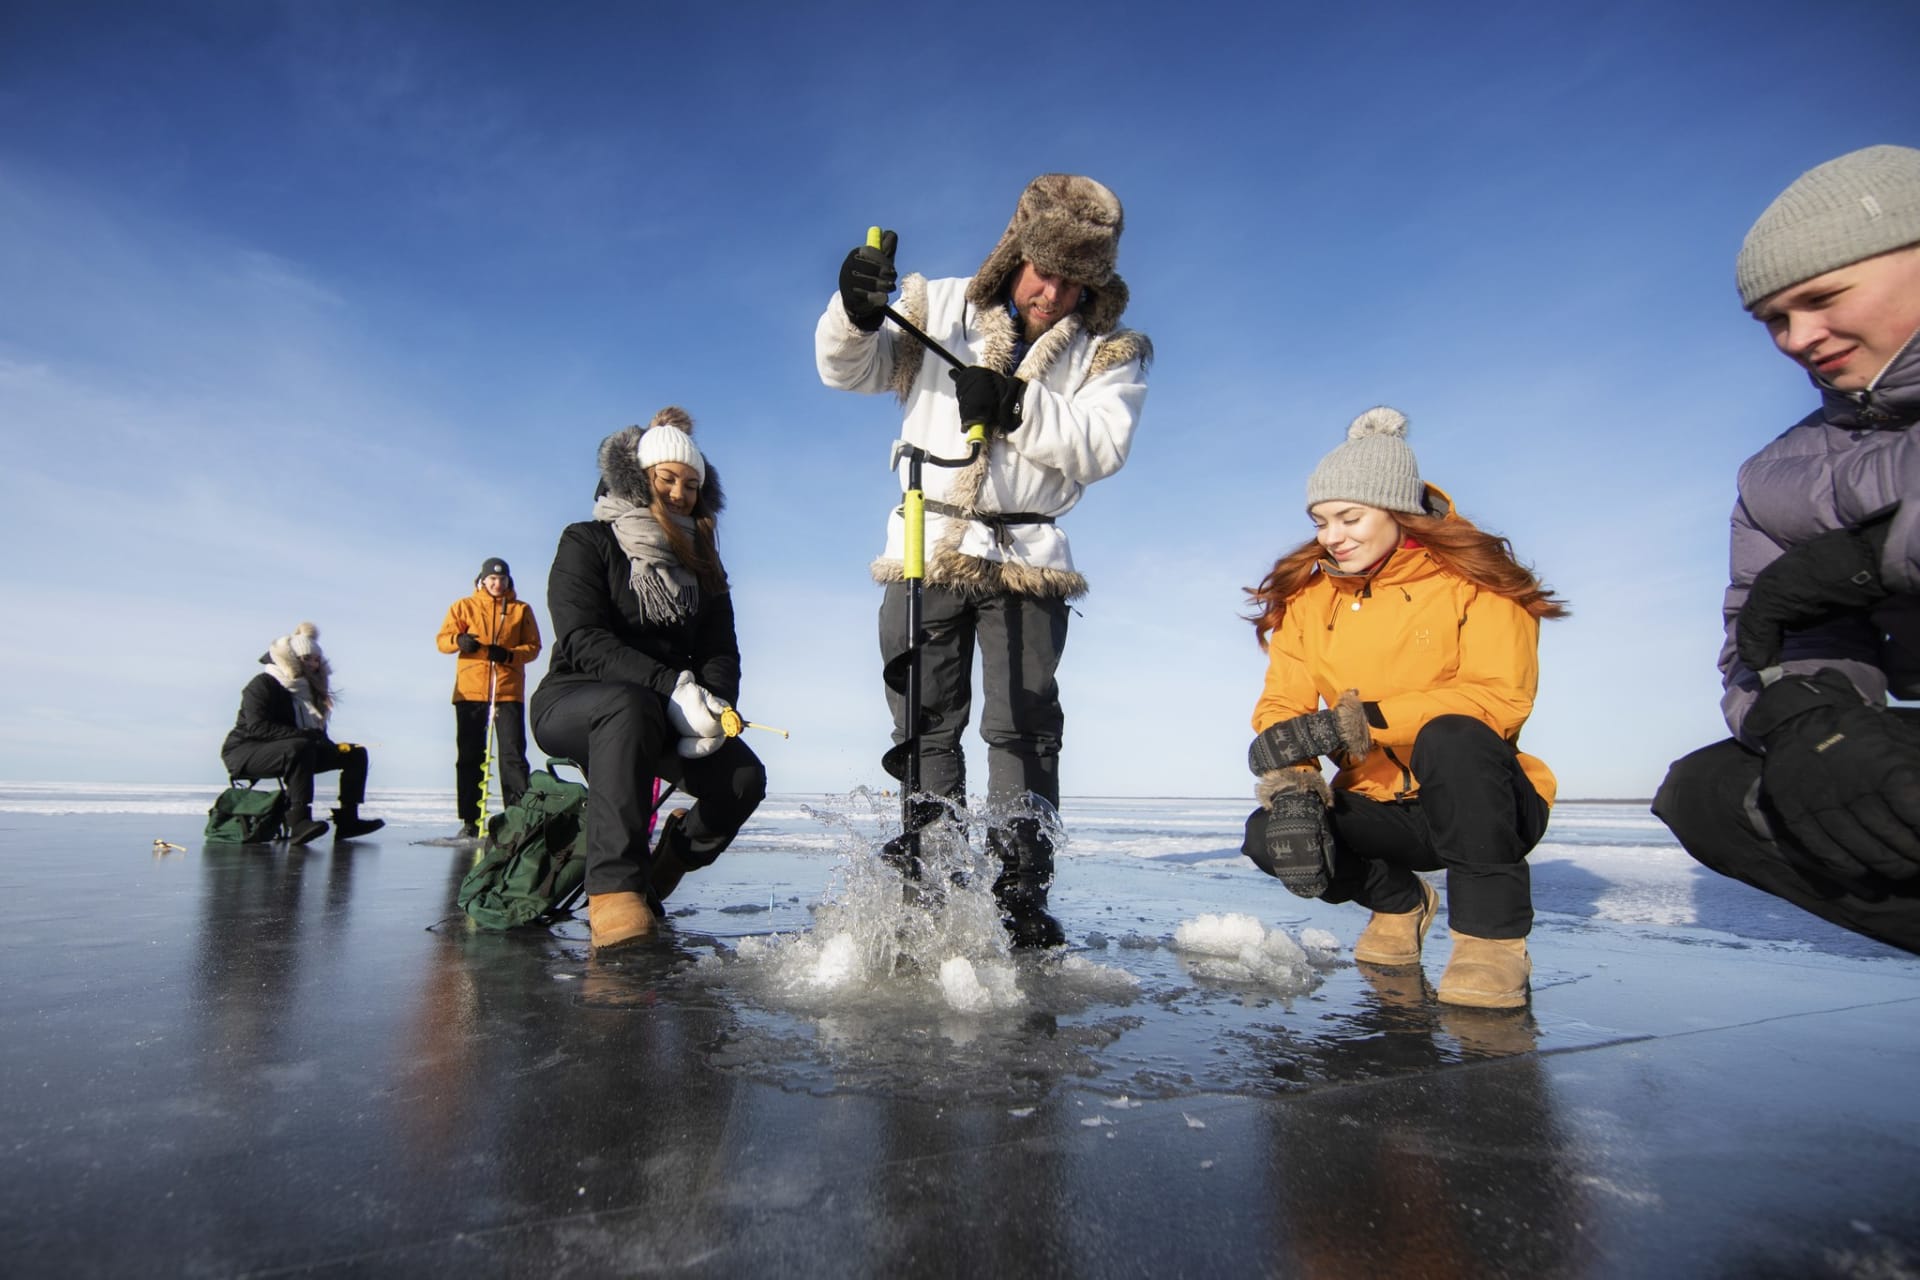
4 781 1918 1276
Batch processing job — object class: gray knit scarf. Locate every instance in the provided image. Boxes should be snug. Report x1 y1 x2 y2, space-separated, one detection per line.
594 493 700 625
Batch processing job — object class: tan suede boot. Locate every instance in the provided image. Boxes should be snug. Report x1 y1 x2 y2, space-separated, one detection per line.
587 891 653 952
1352 877 1440 967
1437 931 1531 1009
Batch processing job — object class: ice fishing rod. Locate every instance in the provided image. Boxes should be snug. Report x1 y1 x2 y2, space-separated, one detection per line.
720 709 790 740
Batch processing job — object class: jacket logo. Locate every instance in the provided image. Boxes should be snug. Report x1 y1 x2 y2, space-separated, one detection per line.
1412 627 1433 649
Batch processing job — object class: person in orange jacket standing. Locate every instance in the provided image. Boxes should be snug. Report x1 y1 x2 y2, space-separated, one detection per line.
437 558 543 837
1241 408 1568 1009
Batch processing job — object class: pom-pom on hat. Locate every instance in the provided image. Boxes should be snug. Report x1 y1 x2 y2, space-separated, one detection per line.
1305 407 1425 515
1736 144 1920 309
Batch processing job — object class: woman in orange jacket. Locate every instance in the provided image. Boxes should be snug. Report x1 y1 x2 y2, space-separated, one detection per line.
1242 408 1567 1008
436 558 543 836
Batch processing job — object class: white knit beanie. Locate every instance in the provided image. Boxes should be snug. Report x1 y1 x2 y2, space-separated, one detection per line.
1736 144 1920 309
1305 408 1425 514
288 621 320 659
636 424 706 483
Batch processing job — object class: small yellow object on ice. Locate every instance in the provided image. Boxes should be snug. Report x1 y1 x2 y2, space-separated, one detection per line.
153 839 186 855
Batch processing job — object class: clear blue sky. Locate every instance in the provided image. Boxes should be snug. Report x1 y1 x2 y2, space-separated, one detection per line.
3 0 1916 799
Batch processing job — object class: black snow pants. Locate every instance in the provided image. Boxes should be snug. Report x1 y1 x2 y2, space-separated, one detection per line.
1242 715 1549 939
530 680 767 897
223 737 369 816
454 699 530 821
1654 722 1920 957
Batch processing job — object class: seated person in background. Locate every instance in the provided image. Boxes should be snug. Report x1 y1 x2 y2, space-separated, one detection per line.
529 408 767 953
220 621 384 846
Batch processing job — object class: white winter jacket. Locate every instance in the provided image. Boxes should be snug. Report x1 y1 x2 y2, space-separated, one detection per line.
815 273 1150 599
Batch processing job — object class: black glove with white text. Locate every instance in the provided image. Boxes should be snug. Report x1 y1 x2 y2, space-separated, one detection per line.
950 365 1025 433
1747 668 1920 886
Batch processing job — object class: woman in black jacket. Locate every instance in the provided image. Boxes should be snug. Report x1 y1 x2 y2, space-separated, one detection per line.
530 408 767 952
221 621 384 845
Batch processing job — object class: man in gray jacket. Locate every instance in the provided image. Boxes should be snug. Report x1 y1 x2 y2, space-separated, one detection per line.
816 175 1152 947
1655 145 1920 955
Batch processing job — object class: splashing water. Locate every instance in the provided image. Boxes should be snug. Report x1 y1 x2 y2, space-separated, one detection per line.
704 791 1117 1017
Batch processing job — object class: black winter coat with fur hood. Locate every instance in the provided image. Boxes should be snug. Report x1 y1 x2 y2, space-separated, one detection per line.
537 520 742 704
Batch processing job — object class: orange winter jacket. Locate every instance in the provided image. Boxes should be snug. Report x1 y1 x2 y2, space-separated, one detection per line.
437 587 543 703
1253 530 1556 807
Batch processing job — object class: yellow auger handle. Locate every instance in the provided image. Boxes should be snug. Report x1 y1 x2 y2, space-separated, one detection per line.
867 225 883 250
904 489 925 580
963 423 987 447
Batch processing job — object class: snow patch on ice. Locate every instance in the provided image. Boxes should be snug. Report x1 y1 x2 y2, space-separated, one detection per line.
1172 912 1327 993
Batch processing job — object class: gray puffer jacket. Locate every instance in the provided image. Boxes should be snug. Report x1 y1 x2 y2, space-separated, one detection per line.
1720 330 1920 741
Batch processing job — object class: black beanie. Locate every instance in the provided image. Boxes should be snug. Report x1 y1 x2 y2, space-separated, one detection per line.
477 557 511 582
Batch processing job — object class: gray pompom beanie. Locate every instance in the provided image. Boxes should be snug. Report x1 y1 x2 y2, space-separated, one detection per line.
1305 407 1424 514
1736 144 1920 310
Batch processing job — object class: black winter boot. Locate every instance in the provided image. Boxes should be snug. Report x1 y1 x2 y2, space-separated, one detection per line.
990 818 1066 949
286 805 329 846
646 808 691 919
331 807 385 841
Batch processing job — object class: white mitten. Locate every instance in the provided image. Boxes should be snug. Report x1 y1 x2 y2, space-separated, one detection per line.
677 734 725 759
667 670 725 739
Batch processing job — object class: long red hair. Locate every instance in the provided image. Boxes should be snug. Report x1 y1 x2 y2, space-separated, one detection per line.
1247 508 1568 648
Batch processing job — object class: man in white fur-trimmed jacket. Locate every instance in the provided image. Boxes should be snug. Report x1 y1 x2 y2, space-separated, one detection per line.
815 173 1152 948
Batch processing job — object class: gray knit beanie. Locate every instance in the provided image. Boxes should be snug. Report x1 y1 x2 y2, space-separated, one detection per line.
1736 144 1920 309
1305 407 1424 514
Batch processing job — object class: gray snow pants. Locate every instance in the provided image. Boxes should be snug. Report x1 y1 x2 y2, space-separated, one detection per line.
879 582 1069 808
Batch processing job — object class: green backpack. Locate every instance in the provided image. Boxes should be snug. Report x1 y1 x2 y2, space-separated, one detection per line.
205 779 290 844
458 759 591 930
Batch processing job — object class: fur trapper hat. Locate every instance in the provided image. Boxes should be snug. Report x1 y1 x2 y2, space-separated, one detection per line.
1737 144 1920 309
1306 408 1426 515
597 406 726 516
967 174 1130 336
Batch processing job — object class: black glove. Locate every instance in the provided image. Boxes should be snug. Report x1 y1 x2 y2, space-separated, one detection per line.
1248 692 1371 773
1736 523 1891 670
950 365 1025 432
838 230 897 333
487 644 511 664
455 632 480 655
1747 668 1920 884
